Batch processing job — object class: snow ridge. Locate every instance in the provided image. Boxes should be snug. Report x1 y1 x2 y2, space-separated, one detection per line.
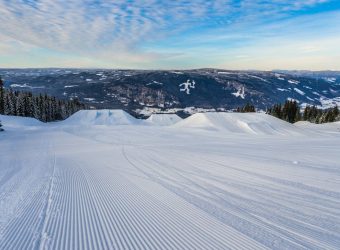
146 114 182 126
173 112 302 135
63 110 139 126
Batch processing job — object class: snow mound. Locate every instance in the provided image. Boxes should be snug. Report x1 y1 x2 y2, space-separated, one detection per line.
0 115 43 129
173 112 302 135
63 110 139 126
146 114 182 126
295 121 340 134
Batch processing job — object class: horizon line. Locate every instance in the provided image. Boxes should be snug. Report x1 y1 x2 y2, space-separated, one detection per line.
1 67 340 72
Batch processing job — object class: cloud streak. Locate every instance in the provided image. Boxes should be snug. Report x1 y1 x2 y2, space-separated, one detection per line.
0 0 339 69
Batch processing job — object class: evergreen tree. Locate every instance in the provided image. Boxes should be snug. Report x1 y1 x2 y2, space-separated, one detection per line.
281 100 299 123
0 87 86 122
0 120 3 131
16 92 25 117
265 100 339 124
268 100 300 123
236 103 256 113
268 101 302 123
333 105 339 120
267 103 282 119
303 106 310 121
0 76 4 115
4 93 11 115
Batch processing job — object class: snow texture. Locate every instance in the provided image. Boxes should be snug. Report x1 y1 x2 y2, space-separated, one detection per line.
288 80 300 85
146 114 182 126
0 111 340 250
294 88 305 96
63 110 140 126
173 112 303 135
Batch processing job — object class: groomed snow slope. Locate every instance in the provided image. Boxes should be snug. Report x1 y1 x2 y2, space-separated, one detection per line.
174 112 302 135
146 114 182 126
63 109 139 126
0 112 340 249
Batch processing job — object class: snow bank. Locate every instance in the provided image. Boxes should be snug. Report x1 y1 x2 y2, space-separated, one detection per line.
63 110 139 126
173 112 302 135
146 114 182 126
295 121 340 133
0 115 43 129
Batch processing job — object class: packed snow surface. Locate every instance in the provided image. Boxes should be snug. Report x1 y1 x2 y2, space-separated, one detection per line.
174 112 303 135
0 114 43 130
63 109 139 126
1 111 340 249
146 114 182 126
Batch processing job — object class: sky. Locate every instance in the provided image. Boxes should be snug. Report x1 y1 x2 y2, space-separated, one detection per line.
0 0 340 70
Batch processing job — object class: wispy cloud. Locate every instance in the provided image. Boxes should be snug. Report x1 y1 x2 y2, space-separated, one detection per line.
0 0 339 69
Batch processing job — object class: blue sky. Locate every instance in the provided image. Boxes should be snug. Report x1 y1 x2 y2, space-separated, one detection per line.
0 0 340 69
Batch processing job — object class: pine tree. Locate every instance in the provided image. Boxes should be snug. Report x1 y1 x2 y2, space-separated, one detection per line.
0 76 4 115
315 109 323 124
9 91 16 115
280 100 300 123
303 106 310 121
269 101 339 124
333 105 339 120
236 103 256 113
310 106 318 122
4 94 11 115
0 87 85 122
16 92 25 117
269 103 283 119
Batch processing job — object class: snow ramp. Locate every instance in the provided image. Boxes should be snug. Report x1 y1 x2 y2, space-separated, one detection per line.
146 114 182 126
0 115 43 129
173 112 302 135
63 110 139 126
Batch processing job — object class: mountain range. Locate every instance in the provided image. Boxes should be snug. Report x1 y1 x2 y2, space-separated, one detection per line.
1 68 339 116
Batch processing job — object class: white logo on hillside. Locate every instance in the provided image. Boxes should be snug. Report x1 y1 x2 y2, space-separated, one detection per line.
232 86 245 99
179 80 196 94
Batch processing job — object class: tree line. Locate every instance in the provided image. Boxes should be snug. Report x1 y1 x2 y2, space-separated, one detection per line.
266 100 339 124
0 76 86 125
235 100 339 124
302 105 339 124
235 103 256 113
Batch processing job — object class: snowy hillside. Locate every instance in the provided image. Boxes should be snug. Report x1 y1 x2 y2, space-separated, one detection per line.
0 111 340 249
1 68 339 114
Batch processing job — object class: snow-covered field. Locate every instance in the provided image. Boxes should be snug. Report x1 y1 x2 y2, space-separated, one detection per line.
0 111 340 249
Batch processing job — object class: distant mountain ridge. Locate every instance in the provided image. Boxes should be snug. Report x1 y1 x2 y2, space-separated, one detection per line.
1 68 339 116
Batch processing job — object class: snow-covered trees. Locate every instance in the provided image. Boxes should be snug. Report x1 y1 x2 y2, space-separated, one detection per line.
267 101 339 124
0 76 4 114
267 100 300 123
236 103 256 113
0 76 86 122
303 105 339 124
0 76 6 130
